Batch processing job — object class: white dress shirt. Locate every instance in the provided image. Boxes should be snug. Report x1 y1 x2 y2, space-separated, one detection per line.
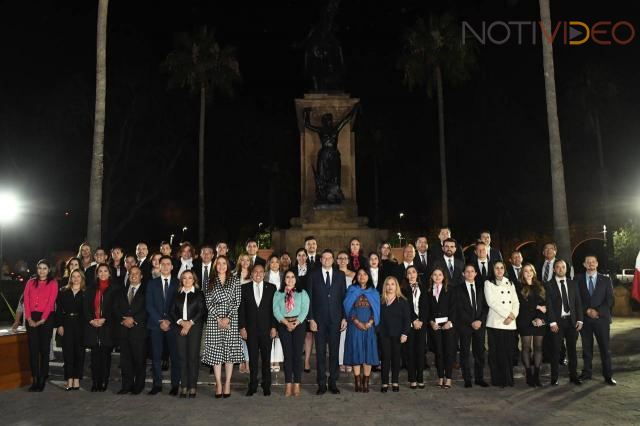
268 271 281 290
308 254 316 264
549 276 583 328
477 258 489 274
253 281 264 306
160 275 172 299
370 267 379 288
322 267 333 285
201 263 212 280
403 261 414 269
297 264 307 277
177 287 195 325
177 257 193 278
409 282 420 315
465 281 477 307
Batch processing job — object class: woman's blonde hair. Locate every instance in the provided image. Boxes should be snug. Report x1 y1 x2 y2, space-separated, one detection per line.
179 269 200 290
65 268 86 291
381 276 406 303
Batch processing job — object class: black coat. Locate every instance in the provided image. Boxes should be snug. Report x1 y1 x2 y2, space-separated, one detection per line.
55 288 85 328
400 281 429 323
516 285 548 331
545 278 583 325
238 281 277 334
307 268 347 326
433 255 464 286
455 281 488 334
378 298 411 338
83 284 116 347
577 273 613 322
170 288 206 326
427 284 457 324
113 283 148 341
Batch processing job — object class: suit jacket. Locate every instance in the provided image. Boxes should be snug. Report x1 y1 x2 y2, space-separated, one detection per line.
506 264 523 285
83 284 116 347
307 268 347 326
394 261 422 283
113 283 148 340
538 259 557 283
138 258 152 283
191 260 214 287
434 241 465 263
378 298 410 338
545 278 583 326
413 251 432 278
251 255 266 268
306 255 321 271
145 276 179 330
427 284 457 325
84 264 97 288
238 281 277 334
577 273 613 322
455 281 488 334
109 262 126 288
472 259 495 284
170 289 206 326
468 247 503 265
400 281 429 323
434 255 464 286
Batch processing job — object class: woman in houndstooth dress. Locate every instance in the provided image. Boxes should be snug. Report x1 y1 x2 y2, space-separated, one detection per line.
202 256 244 397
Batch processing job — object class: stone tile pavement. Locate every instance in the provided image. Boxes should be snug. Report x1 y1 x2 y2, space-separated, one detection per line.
1 318 639 425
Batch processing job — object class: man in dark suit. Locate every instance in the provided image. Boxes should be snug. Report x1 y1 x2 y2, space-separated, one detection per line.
304 236 321 271
471 241 494 284
136 242 152 283
437 227 465 263
538 242 557 284
307 249 347 394
246 238 266 268
456 264 489 387
506 250 524 284
480 231 503 263
239 264 277 396
114 266 148 394
394 243 417 282
546 259 583 385
84 247 108 288
145 255 181 395
215 241 235 270
192 244 215 287
436 238 464 286
577 255 616 385
414 236 431 279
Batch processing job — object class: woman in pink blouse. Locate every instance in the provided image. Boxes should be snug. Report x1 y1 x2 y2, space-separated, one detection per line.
23 259 59 392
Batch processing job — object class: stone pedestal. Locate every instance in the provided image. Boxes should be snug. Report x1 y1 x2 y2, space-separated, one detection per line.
272 93 389 253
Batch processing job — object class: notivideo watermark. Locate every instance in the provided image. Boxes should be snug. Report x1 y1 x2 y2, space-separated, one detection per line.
462 20 636 46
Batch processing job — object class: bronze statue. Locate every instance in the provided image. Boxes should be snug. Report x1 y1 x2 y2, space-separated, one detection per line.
303 104 359 204
301 0 345 92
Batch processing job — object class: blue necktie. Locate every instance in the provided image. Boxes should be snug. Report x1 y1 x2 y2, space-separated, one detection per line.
325 271 330 288
588 276 595 296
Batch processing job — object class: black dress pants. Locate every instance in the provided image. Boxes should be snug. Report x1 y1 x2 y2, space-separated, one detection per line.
61 318 84 379
90 345 113 386
550 318 578 380
432 328 455 379
580 318 613 379
404 327 426 382
278 323 305 383
27 314 53 381
176 324 202 389
459 327 486 382
120 332 147 392
380 335 402 385
248 331 272 391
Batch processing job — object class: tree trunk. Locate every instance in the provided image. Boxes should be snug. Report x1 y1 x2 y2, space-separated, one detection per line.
539 0 571 259
435 64 449 226
198 85 206 244
87 0 109 248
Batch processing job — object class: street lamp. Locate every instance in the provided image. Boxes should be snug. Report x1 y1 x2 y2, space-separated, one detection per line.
0 191 20 270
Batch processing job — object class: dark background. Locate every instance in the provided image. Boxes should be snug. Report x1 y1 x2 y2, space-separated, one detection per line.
0 0 638 263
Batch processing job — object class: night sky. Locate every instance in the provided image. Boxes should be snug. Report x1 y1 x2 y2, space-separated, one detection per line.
1 0 639 263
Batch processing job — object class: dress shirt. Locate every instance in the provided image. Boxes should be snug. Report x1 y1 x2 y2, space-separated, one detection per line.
477 258 489 275
433 283 442 301
322 267 333 285
549 276 583 327
201 262 211 279
297 264 307 276
308 254 316 264
128 283 141 302
268 270 281 290
444 255 455 271
542 258 555 282
410 282 420 315
465 281 477 310
253 281 264 306
403 261 414 269
417 251 428 267
511 265 522 280
370 267 379 288
161 275 172 299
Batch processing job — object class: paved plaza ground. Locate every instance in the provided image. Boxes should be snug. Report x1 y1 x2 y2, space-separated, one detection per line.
1 317 639 425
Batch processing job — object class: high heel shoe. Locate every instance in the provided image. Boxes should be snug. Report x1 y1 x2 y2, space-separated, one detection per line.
380 385 389 393
392 384 399 392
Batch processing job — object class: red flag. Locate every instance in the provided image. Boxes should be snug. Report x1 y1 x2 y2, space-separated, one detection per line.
632 251 640 304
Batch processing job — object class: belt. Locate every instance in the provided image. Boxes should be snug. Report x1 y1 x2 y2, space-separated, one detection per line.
561 315 571 319
66 313 80 317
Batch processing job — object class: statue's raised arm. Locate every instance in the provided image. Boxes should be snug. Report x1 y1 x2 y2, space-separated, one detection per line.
335 103 359 133
303 108 322 133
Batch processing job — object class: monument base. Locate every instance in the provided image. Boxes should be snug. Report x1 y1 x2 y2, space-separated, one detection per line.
272 206 389 254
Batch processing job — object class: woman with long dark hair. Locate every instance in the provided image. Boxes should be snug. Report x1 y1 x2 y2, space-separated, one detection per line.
517 263 547 387
347 237 368 272
401 265 428 389
484 261 520 387
83 263 116 392
272 270 309 396
428 267 457 389
343 267 380 392
24 259 59 391
56 268 86 391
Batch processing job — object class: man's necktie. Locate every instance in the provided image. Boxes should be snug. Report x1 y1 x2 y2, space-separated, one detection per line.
325 271 330 288
163 278 169 300
421 254 427 267
588 276 595 296
469 283 477 314
481 262 487 277
202 266 209 288
560 279 570 313
543 262 550 282
448 258 454 276
128 286 135 305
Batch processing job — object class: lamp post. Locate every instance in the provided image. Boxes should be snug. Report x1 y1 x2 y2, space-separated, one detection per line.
0 192 20 272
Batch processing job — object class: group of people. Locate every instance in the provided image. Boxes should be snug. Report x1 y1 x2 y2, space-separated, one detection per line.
19 228 617 399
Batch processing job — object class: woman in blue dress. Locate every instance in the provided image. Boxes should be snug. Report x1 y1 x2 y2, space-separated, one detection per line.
343 267 380 393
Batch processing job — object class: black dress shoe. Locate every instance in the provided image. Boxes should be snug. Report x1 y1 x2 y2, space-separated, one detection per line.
304 368 311 373
245 389 256 396
578 373 592 381
91 383 98 392
316 387 327 395
223 393 231 398
550 379 559 386
188 393 196 399
392 385 399 392
169 386 179 396
409 384 417 390
215 393 223 399
474 380 489 388
560 358 568 366
148 386 162 395
131 389 142 395
117 388 130 395
263 388 271 396
605 378 617 386
329 386 340 394
464 381 472 388
570 377 582 385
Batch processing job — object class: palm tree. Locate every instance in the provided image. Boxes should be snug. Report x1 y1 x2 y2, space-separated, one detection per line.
400 14 475 226
86 0 109 249
539 0 571 259
163 27 240 243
